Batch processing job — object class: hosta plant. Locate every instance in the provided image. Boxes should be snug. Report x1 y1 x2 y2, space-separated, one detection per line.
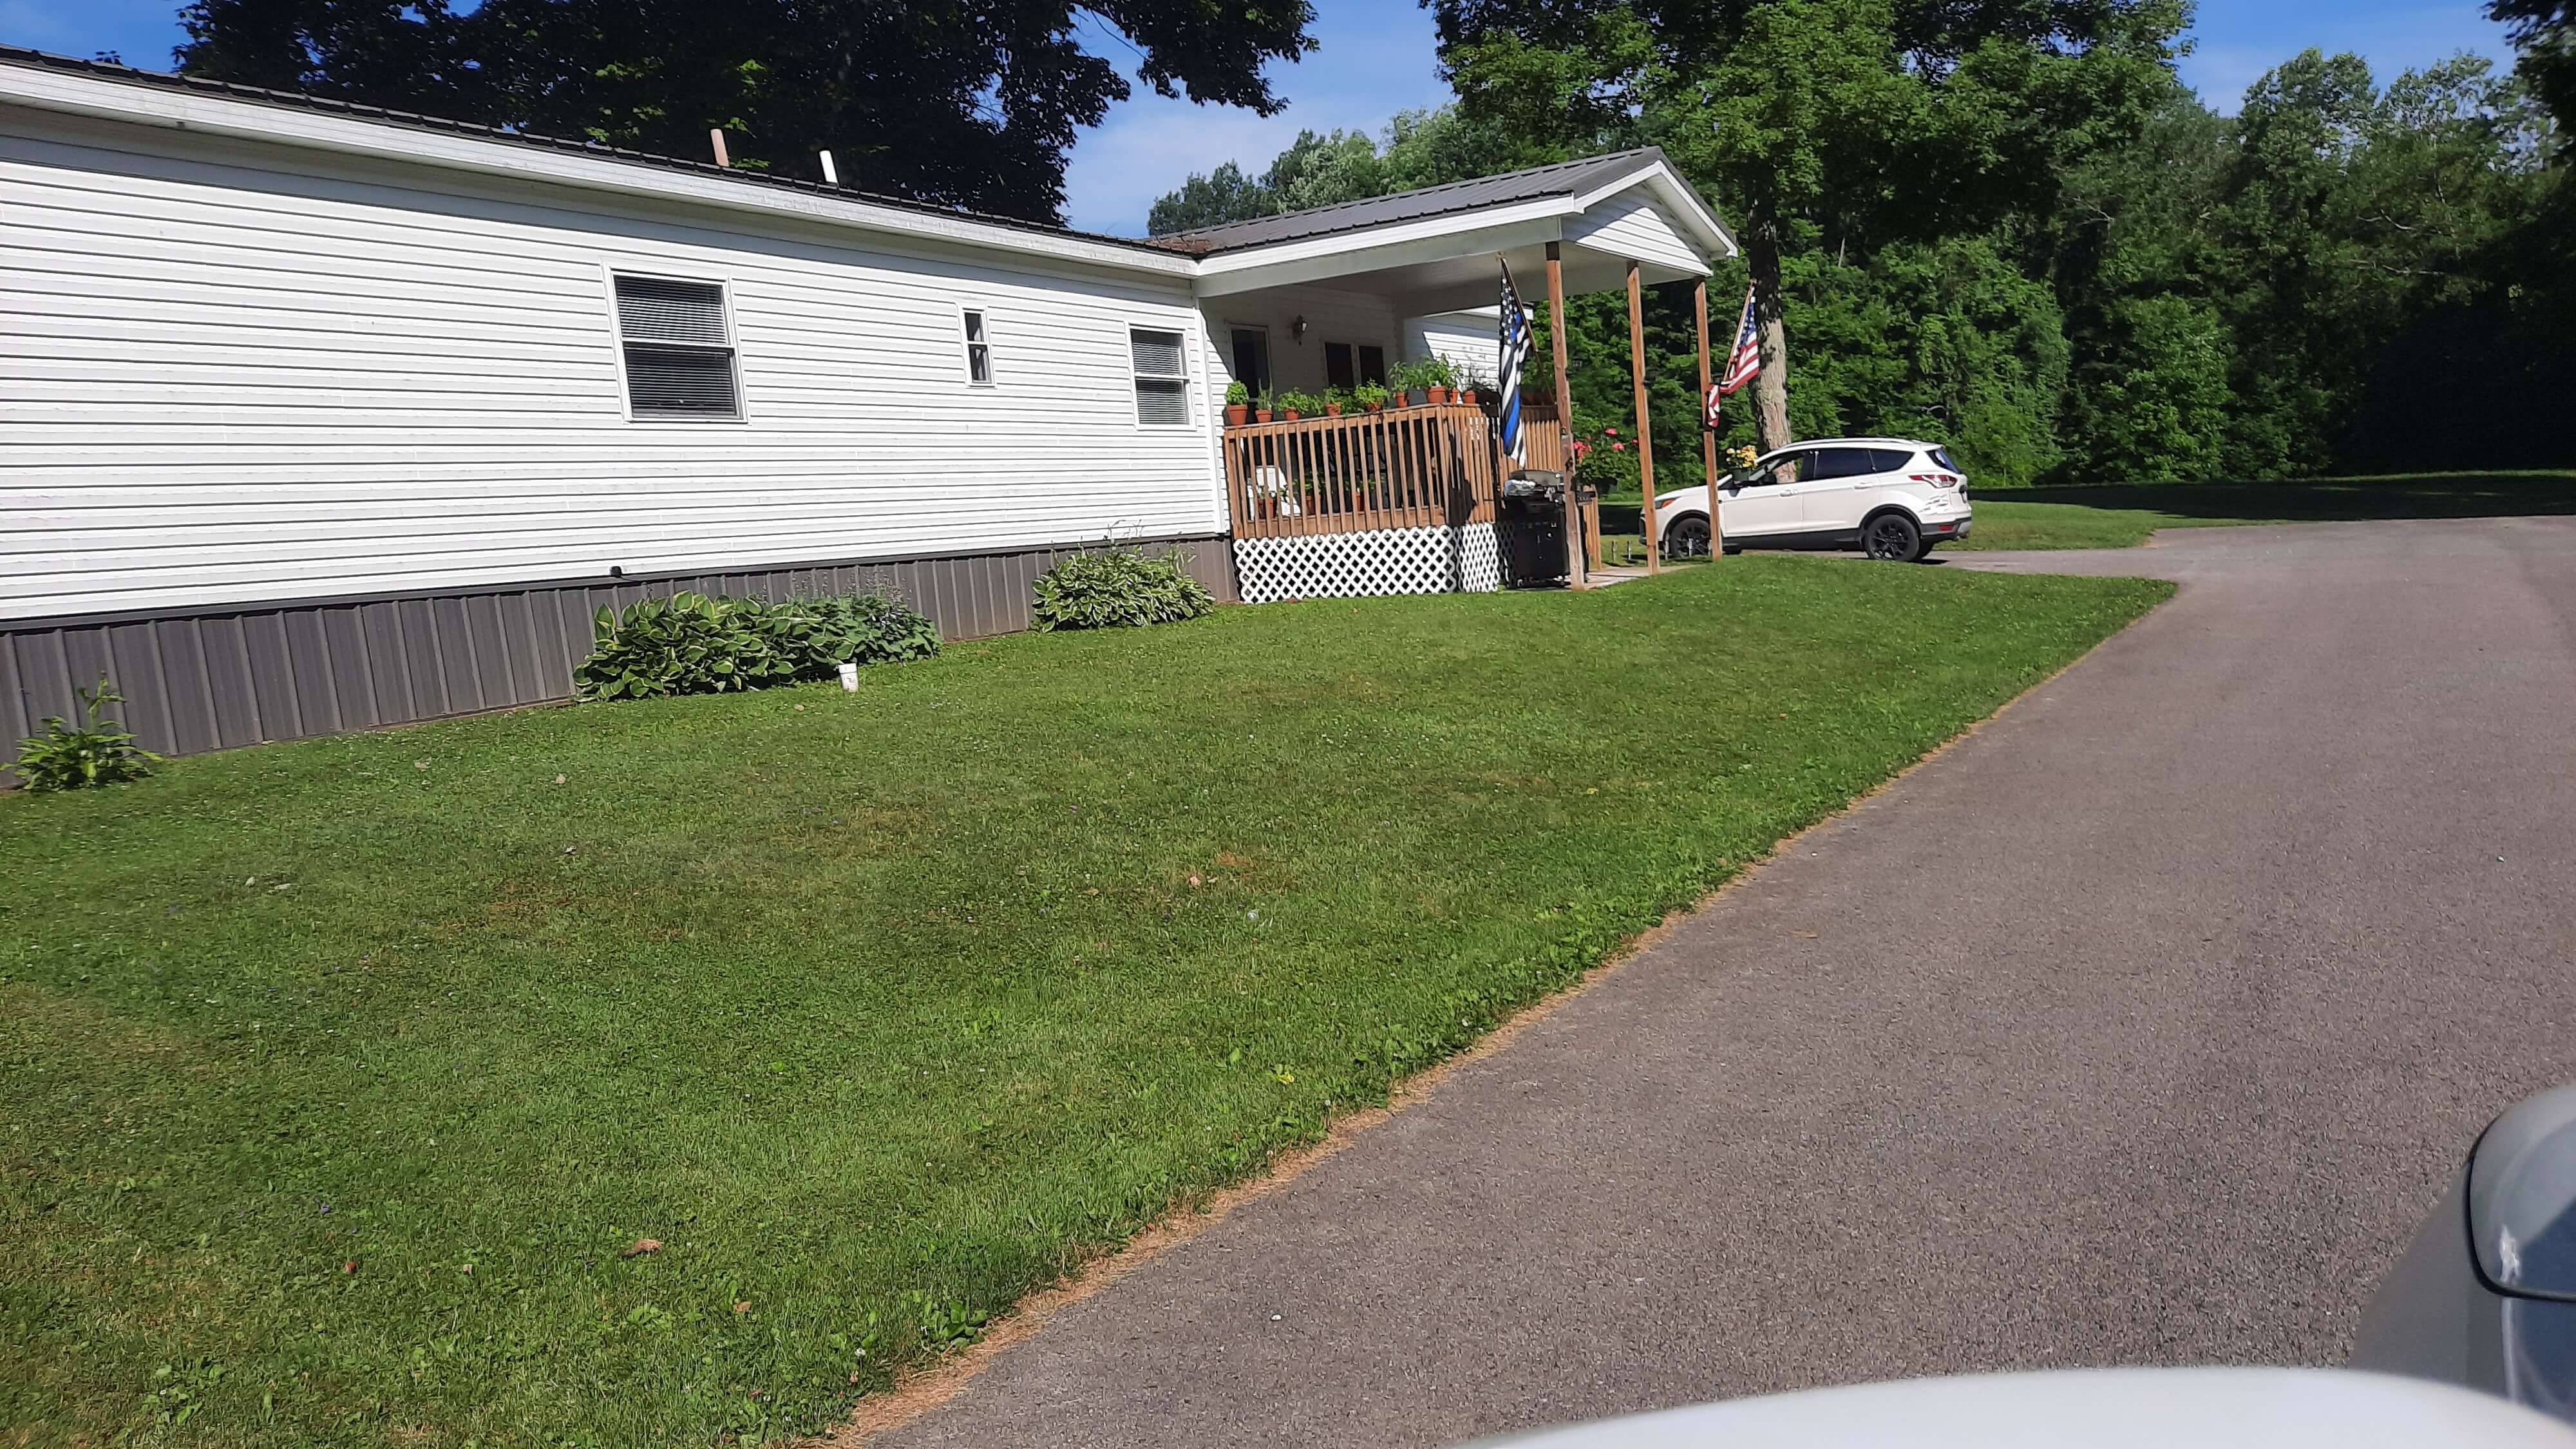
575 591 939 701
1030 548 1215 632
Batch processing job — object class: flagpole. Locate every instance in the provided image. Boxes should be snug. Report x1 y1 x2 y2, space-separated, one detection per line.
1545 241 1583 587
1695 279 1723 559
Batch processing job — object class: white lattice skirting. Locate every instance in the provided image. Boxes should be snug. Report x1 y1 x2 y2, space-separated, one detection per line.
1233 523 1502 605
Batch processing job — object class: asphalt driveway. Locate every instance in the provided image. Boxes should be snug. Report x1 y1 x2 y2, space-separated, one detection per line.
875 517 2576 1447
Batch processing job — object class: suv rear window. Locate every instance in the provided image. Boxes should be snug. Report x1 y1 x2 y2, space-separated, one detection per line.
1930 447 1963 472
1868 448 1913 473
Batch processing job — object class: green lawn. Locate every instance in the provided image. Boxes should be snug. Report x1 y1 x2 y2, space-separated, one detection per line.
2 560 2166 1446
1952 469 2576 550
1597 470 2575 556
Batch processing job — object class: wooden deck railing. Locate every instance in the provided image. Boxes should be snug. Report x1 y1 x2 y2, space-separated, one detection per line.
1515 400 1568 477
1222 402 1505 538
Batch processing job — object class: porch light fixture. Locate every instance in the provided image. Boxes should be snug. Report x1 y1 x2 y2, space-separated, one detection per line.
1291 314 1309 343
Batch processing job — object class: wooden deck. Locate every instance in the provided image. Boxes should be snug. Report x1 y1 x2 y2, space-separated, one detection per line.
1221 401 1567 538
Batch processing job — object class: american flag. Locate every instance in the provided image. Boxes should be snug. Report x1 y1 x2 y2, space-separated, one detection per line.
1719 285 1761 395
1497 261 1533 462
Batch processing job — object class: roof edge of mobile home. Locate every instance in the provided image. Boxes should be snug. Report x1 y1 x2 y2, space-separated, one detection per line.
0 46 1736 281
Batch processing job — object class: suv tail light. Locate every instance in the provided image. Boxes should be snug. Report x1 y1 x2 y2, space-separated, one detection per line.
1907 473 1961 489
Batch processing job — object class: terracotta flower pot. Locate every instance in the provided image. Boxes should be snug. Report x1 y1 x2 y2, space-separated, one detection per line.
1363 401 1384 413
1324 402 1343 417
1255 408 1273 424
1280 408 1302 421
1225 404 1249 426
1457 389 1478 406
1426 386 1451 405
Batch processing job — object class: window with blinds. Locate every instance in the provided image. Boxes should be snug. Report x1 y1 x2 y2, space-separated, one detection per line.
614 274 741 420
1130 327 1189 426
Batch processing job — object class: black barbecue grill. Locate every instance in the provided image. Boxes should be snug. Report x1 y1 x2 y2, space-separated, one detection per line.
1497 470 1589 587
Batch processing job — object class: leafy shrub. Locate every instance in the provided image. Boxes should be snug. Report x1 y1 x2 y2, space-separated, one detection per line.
1570 427 1642 497
783 592 942 670
12 679 162 791
1274 389 1323 416
575 591 939 701
1030 548 1216 632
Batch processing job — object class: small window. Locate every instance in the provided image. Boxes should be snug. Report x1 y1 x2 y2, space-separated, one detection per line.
1868 448 1915 474
1358 345 1387 386
613 273 740 420
962 308 993 385
1131 327 1189 426
1324 342 1356 392
1931 446 1963 472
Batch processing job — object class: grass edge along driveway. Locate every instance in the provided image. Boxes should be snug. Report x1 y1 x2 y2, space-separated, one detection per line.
1953 469 2576 551
0 558 2168 1447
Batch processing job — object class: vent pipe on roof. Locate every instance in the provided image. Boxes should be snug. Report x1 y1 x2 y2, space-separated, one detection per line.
708 129 730 167
819 149 838 185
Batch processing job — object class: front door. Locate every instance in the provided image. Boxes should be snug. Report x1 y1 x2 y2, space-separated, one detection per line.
1719 450 1814 538
1229 327 1272 397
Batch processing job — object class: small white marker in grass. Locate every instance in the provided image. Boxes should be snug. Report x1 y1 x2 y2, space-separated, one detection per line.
837 661 860 691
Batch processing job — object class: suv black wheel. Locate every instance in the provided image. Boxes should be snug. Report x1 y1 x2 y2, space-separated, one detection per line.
1664 515 1712 558
1862 512 1921 561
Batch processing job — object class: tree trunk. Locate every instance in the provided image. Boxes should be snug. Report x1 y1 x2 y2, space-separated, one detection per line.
1747 218 1792 451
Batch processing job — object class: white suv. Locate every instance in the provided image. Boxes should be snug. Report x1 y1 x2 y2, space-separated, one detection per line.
1653 437 1972 562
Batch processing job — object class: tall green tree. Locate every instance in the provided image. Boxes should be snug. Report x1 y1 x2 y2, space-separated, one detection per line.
1437 0 2188 450
1147 108 1490 234
2492 0 2576 129
177 0 1318 224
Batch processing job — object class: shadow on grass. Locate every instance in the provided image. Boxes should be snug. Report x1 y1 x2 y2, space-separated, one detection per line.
2011 471 2576 523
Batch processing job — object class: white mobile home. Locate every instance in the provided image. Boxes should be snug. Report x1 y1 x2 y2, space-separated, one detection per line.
0 48 1734 761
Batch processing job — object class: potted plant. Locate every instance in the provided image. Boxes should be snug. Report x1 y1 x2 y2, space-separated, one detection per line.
1422 355 1457 405
1354 381 1390 413
1253 386 1274 424
1225 380 1251 427
1323 386 1352 417
1392 358 1432 407
1458 371 1494 407
1276 388 1319 421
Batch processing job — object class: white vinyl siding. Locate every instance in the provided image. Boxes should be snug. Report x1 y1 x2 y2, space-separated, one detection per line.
1130 327 1189 426
0 121 1222 621
1563 196 1709 277
1403 310 1503 389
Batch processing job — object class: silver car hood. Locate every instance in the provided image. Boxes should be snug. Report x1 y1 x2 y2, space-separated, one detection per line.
1472 1367 2576 1448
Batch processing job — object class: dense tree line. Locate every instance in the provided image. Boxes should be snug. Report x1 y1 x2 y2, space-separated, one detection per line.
1155 2 2571 485
173 0 1317 223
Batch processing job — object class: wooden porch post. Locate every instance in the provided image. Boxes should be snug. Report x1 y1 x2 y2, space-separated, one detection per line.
1545 241 1582 587
1694 278 1725 557
1627 259 1658 574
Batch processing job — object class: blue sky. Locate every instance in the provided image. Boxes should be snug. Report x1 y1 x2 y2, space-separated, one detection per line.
0 0 2520 234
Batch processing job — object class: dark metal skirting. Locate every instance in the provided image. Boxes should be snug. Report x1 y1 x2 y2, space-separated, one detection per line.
1 535 1237 769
